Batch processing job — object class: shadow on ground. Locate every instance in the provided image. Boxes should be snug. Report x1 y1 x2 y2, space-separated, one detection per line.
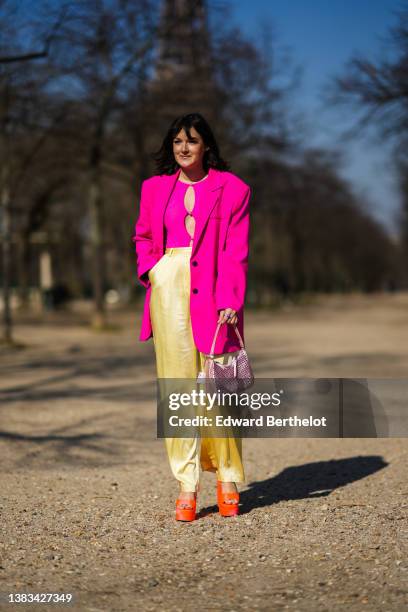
198 455 388 517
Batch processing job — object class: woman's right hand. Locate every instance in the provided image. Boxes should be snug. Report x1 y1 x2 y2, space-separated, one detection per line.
217 308 238 325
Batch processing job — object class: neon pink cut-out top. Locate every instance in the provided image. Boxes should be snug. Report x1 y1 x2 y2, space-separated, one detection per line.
164 178 208 248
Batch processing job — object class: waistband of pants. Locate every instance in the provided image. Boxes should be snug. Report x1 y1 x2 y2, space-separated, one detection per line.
164 246 192 256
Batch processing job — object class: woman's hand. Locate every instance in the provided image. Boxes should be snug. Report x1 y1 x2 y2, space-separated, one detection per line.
217 308 238 325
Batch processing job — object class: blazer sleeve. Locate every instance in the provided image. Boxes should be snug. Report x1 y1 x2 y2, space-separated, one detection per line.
215 185 251 313
131 179 158 288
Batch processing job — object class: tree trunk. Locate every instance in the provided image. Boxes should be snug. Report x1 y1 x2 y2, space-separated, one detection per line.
16 233 31 310
88 166 106 329
1 154 13 343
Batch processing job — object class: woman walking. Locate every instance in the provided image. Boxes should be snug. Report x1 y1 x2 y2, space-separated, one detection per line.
132 112 251 521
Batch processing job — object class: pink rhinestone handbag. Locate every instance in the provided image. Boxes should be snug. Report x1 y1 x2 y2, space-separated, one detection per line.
199 322 254 393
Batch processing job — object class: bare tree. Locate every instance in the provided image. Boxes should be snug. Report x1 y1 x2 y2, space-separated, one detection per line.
326 4 408 278
328 5 408 152
0 0 67 344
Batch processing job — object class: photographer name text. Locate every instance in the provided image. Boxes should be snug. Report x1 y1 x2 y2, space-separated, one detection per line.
167 415 327 427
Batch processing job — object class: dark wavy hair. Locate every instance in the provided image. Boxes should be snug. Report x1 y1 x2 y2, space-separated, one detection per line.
152 113 230 175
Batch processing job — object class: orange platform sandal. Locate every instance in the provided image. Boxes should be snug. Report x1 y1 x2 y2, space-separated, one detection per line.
175 492 197 522
217 480 239 517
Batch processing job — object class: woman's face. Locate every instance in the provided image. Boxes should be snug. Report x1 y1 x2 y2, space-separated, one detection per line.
173 127 207 171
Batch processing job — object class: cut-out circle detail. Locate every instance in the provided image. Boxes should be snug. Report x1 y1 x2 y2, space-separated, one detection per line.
184 213 195 238
184 185 195 213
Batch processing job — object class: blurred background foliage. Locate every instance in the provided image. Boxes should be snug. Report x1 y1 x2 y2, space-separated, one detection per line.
1 0 407 337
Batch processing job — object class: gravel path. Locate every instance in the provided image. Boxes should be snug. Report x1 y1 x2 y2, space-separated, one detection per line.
0 293 407 611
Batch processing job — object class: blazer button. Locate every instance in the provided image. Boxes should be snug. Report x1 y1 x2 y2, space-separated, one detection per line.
191 260 198 267
192 288 198 294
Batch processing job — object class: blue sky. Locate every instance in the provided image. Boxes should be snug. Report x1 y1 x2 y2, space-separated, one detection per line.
228 0 405 233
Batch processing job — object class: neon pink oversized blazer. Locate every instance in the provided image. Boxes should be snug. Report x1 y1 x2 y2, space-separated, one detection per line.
131 166 251 355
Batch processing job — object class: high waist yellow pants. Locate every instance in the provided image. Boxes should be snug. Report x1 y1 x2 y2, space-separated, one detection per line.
148 246 245 492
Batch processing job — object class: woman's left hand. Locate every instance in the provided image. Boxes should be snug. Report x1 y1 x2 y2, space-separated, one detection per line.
217 308 238 325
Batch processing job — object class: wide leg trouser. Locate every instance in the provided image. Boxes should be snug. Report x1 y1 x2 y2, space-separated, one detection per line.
149 246 245 492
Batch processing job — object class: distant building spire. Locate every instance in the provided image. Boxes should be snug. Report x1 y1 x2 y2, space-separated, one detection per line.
148 0 218 129
155 0 210 81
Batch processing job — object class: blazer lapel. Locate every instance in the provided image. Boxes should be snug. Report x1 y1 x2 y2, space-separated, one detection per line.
191 167 226 256
154 166 226 256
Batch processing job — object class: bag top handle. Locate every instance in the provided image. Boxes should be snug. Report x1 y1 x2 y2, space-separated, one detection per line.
208 321 245 357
